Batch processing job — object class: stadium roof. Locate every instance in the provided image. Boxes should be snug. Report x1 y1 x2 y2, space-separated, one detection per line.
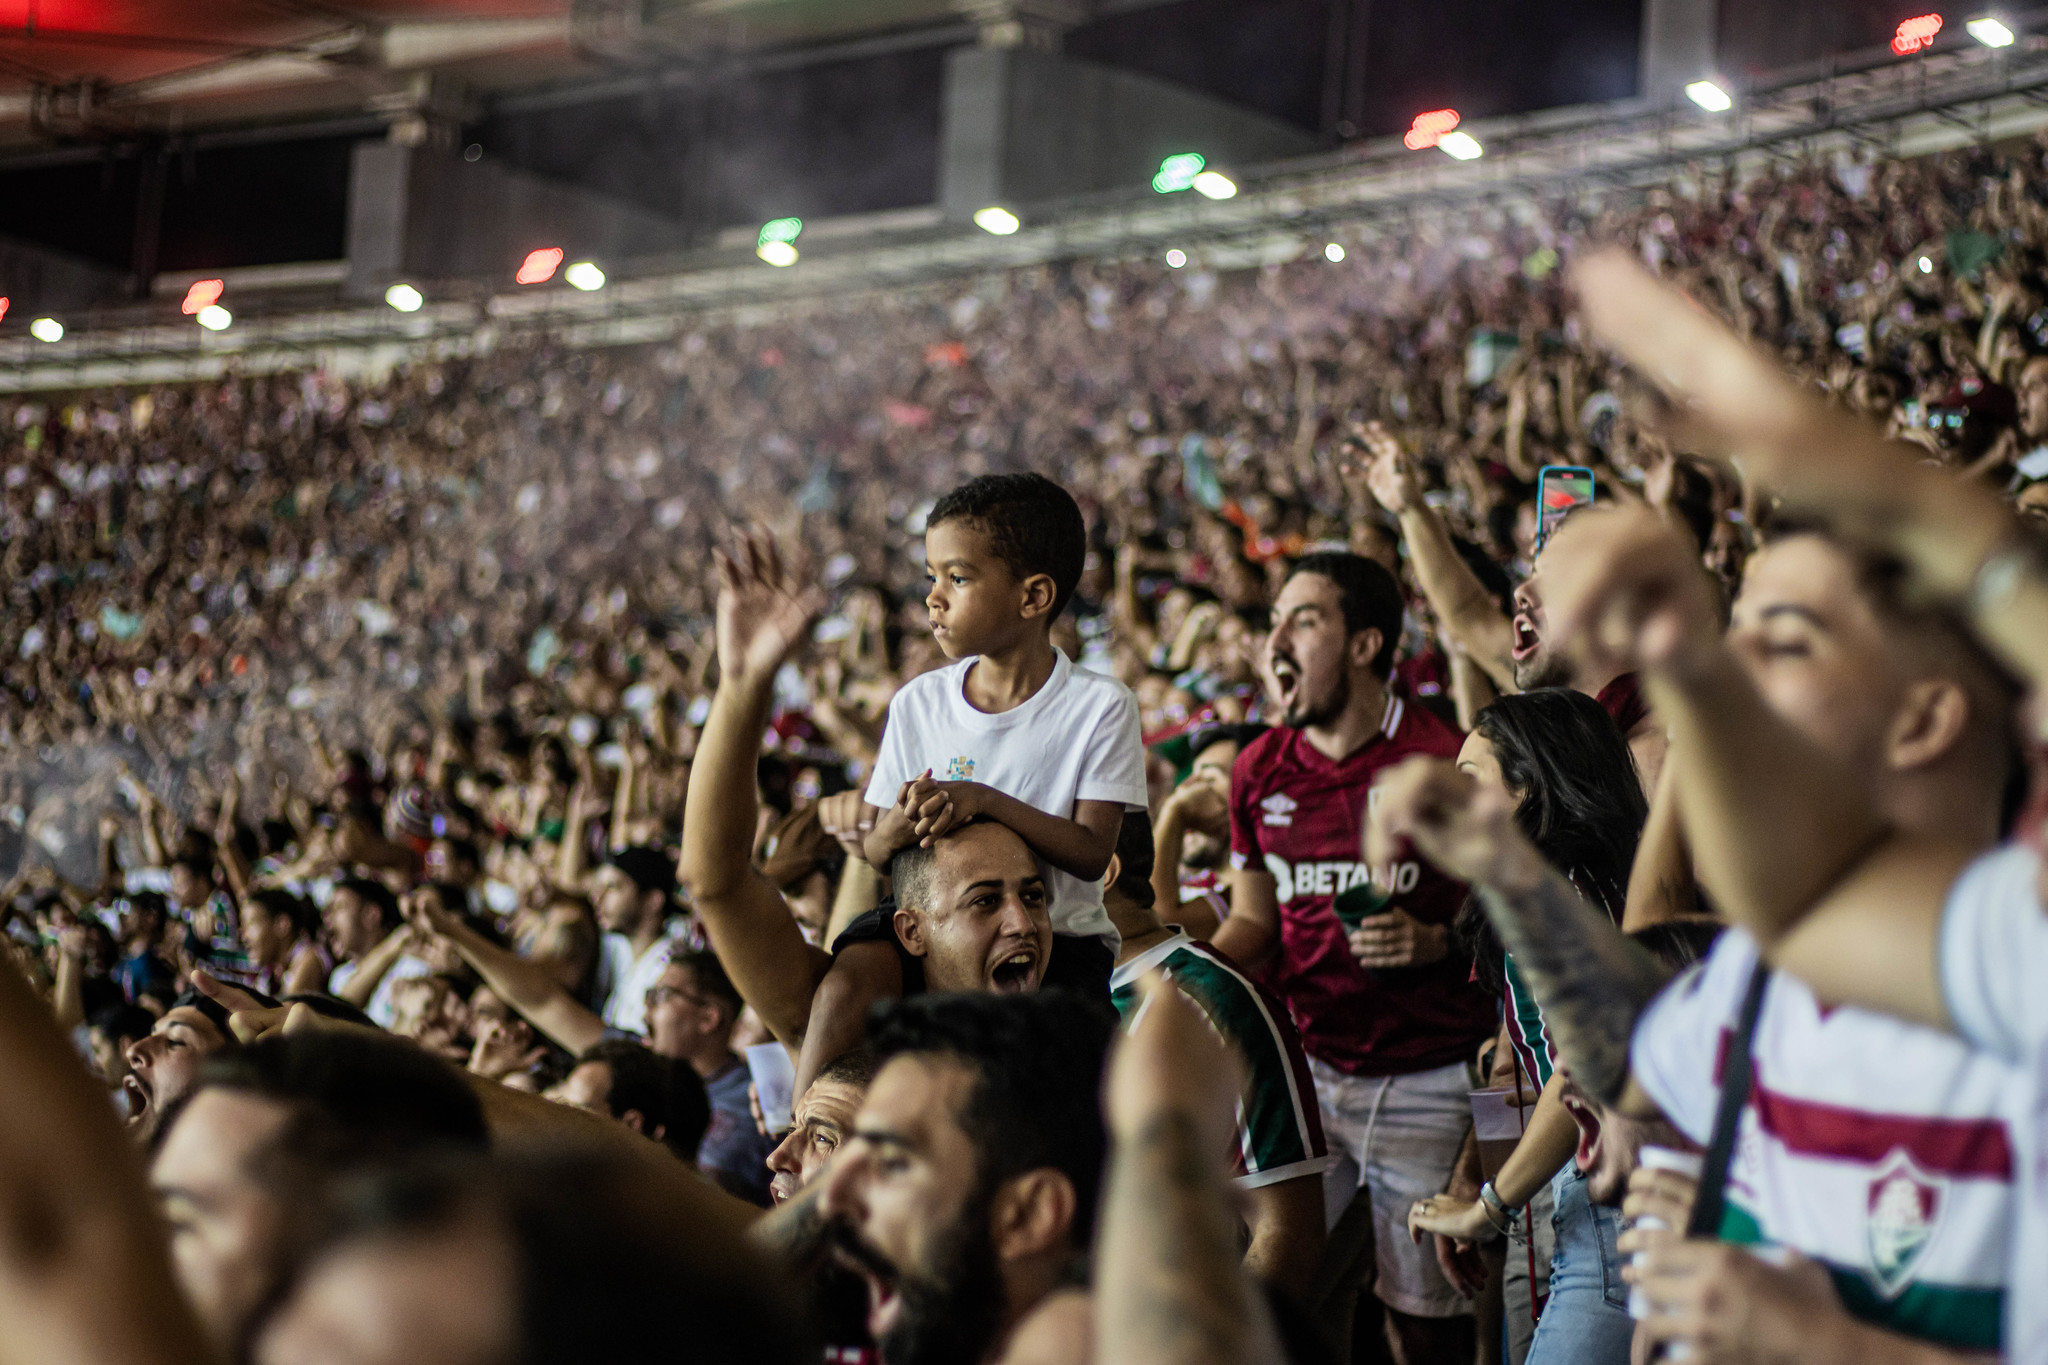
0 1 1123 151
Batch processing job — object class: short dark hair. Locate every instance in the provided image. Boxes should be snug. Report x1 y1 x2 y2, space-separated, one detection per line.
335 877 400 932
1107 808 1154 911
607 845 677 902
247 887 316 938
815 1043 879 1092
197 1030 489 1171
302 1151 809 1365
1286 551 1405 678
1187 721 1268 764
88 1002 158 1046
577 1039 710 1162
125 890 170 924
927 472 1087 621
868 990 1115 1241
671 949 742 1023
889 838 944 915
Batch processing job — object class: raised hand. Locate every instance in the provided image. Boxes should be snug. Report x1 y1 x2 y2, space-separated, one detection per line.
1339 420 1423 515
401 888 464 942
1538 506 1720 681
1368 756 1533 890
712 527 827 689
815 789 874 862
191 969 292 1045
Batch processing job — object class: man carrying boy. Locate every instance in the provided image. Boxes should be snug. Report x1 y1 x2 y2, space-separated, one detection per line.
796 474 1146 1089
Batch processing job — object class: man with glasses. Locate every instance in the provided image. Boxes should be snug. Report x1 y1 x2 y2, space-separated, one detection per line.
646 950 778 1204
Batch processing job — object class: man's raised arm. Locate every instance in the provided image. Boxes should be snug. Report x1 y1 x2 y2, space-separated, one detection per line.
1344 421 1518 690
676 529 833 1046
1572 248 2048 702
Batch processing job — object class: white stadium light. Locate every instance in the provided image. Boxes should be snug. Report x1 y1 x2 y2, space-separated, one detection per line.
1438 131 1483 160
1968 16 2016 46
564 261 606 291
1191 170 1237 199
1686 80 1734 112
385 283 425 312
973 206 1021 235
196 305 232 331
1325 243 1346 262
29 317 63 343
1166 249 1188 268
758 240 799 267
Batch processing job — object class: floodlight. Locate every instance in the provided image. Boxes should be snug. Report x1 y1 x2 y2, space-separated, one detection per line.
1968 16 2015 45
1685 80 1734 111
974 207 1021 235
1439 131 1483 160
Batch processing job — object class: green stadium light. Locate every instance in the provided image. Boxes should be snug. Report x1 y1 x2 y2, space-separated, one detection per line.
1152 153 1206 194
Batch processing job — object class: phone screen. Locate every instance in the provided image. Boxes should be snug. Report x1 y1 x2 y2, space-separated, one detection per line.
1537 466 1596 550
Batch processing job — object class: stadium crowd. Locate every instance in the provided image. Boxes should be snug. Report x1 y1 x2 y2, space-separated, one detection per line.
6 131 2048 1365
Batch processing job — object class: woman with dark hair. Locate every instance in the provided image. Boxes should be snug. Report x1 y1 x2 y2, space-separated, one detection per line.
1409 688 1647 1365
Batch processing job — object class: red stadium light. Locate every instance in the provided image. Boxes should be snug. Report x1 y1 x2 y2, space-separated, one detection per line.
1893 13 1944 52
1404 109 1462 151
180 279 224 315
515 248 564 285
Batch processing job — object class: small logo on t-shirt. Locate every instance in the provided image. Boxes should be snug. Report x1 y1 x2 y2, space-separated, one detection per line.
1260 793 1297 827
945 756 975 781
1866 1149 1943 1299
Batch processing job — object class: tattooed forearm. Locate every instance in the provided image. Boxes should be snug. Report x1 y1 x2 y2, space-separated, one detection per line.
1477 853 1671 1105
1095 1113 1284 1365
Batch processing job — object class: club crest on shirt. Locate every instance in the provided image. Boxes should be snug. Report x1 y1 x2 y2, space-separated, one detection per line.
945 757 975 781
1866 1149 1944 1299
1260 793 1297 827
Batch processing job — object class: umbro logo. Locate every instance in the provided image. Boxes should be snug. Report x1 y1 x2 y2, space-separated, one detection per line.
1260 793 1296 827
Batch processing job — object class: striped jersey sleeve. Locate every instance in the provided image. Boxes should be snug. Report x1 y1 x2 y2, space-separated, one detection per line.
1113 932 1332 1188
1500 953 1556 1090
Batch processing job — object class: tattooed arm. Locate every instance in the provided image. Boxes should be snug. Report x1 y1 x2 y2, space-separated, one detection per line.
1371 759 1670 1111
1097 974 1285 1365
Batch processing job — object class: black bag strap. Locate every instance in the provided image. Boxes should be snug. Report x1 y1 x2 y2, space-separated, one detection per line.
1686 960 1771 1240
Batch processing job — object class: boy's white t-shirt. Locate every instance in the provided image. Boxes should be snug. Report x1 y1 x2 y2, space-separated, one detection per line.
864 649 1147 944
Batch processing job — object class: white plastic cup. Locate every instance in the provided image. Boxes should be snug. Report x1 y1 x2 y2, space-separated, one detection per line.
1628 1146 1706 1320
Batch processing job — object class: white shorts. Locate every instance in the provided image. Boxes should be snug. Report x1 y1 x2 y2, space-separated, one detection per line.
1312 1055 1476 1319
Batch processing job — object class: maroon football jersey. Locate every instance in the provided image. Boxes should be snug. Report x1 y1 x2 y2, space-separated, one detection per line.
1228 694 1497 1078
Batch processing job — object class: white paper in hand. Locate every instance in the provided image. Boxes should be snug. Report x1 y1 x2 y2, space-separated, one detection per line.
746 1042 798 1133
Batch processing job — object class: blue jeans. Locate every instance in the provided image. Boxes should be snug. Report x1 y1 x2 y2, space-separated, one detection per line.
1523 1165 1633 1365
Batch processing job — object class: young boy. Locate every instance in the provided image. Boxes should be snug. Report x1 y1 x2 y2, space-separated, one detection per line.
795 473 1145 1088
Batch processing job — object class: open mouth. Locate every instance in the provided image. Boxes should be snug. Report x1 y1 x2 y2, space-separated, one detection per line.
989 949 1038 993
829 1233 903 1338
1561 1090 1602 1172
1270 654 1301 705
123 1073 153 1126
1510 613 1541 663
